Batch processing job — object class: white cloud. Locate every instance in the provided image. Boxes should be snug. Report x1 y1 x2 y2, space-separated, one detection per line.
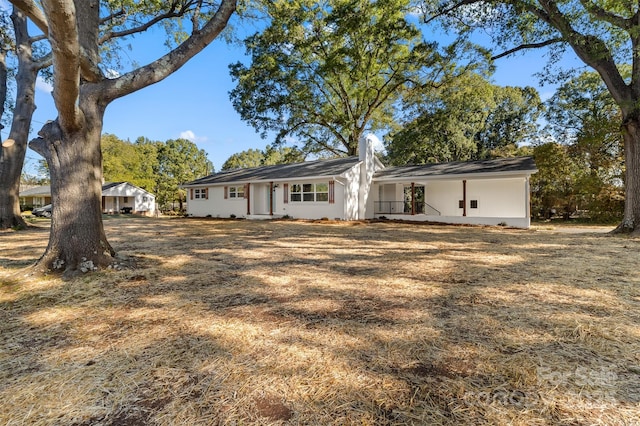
179 130 208 143
36 76 53 93
105 69 120 79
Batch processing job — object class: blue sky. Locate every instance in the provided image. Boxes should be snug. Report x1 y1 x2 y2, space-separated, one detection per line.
0 4 582 174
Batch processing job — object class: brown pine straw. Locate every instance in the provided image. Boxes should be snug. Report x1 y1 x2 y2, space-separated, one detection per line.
1 217 639 425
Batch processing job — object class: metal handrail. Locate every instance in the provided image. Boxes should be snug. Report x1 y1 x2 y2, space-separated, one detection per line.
374 201 441 216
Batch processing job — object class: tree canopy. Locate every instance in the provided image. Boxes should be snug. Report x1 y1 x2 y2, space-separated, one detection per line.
221 145 306 170
230 0 485 157
385 73 542 165
533 71 625 221
156 138 213 211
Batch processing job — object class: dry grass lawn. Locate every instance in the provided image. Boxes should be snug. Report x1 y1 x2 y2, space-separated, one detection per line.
1 217 639 425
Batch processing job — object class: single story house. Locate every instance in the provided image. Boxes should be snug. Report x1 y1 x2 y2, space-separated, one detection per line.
20 182 156 216
100 182 156 215
183 135 537 228
19 185 52 208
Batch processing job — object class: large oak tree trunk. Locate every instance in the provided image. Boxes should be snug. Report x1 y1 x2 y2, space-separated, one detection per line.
0 10 37 230
30 101 115 277
0 137 28 230
615 116 640 236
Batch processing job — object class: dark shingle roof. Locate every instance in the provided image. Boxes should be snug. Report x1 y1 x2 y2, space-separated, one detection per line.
184 156 536 186
20 182 139 197
19 185 52 197
101 182 125 191
186 156 361 185
374 156 537 180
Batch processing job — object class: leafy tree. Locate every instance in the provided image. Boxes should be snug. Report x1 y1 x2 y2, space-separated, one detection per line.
544 71 624 221
102 134 142 184
132 137 162 193
156 138 212 212
230 0 481 157
221 145 306 170
386 73 542 164
222 148 265 170
423 0 640 234
531 142 581 219
101 134 159 192
263 145 306 166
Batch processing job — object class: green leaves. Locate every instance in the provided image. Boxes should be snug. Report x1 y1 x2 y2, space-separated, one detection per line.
229 0 453 156
386 73 543 164
221 145 306 170
537 70 625 221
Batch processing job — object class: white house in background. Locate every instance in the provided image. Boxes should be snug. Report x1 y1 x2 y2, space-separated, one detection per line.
183 135 538 228
20 182 156 216
100 182 156 215
19 185 52 208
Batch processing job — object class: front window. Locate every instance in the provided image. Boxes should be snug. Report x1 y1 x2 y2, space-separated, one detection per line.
229 186 245 198
194 188 206 199
291 183 329 202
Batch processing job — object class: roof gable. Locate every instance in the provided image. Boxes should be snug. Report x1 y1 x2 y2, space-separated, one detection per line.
186 156 361 186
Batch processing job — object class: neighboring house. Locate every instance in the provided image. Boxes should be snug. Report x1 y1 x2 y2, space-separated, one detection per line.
19 185 52 209
183 135 538 228
100 182 156 215
19 182 156 216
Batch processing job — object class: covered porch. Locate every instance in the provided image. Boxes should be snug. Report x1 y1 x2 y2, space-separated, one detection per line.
372 177 532 228
374 182 441 217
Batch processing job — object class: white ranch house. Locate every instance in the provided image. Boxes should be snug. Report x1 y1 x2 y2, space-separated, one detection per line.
183 136 537 228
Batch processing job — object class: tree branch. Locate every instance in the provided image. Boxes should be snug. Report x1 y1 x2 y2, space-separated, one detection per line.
98 4 182 44
533 0 631 108
100 0 237 102
41 0 82 132
423 0 480 25
491 38 564 60
8 0 48 36
34 51 53 70
578 0 631 29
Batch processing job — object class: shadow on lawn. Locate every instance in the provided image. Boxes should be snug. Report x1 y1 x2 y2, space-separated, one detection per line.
1 218 639 424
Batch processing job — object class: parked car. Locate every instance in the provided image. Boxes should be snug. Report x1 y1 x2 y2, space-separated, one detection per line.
32 204 52 218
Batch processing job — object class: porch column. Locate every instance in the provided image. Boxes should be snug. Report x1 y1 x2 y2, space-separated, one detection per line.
525 177 531 225
246 183 251 215
462 180 467 217
269 181 274 216
411 182 415 215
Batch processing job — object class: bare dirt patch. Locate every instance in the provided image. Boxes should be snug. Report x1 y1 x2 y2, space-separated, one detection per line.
1 217 639 425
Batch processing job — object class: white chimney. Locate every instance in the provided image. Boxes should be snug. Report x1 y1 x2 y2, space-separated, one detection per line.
358 134 379 219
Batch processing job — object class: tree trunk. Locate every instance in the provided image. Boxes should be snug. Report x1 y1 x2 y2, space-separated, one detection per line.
29 101 115 277
0 140 28 230
614 116 640 236
0 10 37 230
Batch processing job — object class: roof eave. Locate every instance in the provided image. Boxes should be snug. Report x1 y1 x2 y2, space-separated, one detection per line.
373 169 537 183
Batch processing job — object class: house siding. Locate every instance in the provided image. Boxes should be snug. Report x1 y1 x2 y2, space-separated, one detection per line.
277 179 346 219
465 178 526 218
372 176 532 228
189 186 246 218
